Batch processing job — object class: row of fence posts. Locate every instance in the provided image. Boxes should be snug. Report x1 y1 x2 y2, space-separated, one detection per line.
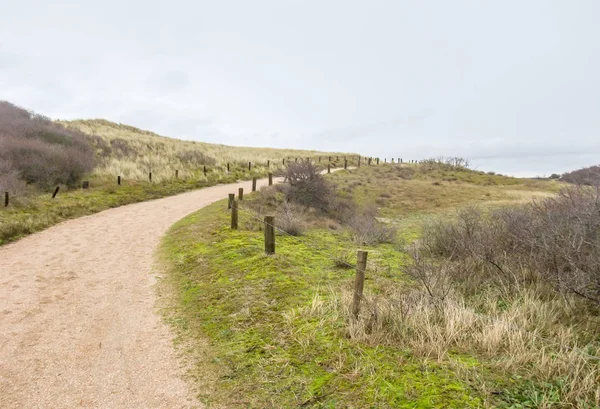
227 173 369 316
3 156 418 207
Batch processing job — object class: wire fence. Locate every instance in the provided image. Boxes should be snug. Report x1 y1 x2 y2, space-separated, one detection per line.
224 185 600 366
1 155 417 207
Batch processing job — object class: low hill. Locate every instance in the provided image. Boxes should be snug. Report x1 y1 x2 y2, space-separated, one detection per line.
60 119 350 182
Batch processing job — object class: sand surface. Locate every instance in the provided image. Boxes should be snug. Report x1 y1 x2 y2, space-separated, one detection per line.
0 176 281 408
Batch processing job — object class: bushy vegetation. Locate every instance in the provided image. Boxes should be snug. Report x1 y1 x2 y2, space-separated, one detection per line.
561 165 600 186
0 102 95 190
415 186 600 304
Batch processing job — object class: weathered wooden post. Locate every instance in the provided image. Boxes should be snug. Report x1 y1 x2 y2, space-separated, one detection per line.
327 164 331 174
228 193 235 209
358 157 361 167
391 158 394 164
318 157 321 162
295 157 298 163
328 156 331 161
118 176 121 185
344 158 347 169
267 160 270 168
4 192 8 207
368 157 372 166
227 163 230 172
400 158 403 163
175 169 179 179
264 216 275 255
352 250 368 318
238 187 244 201
203 165 207 176
283 158 286 165
252 178 257 192
268 173 273 186
52 186 60 199
231 199 238 230
248 161 252 171
376 158 380 165
149 172 152 182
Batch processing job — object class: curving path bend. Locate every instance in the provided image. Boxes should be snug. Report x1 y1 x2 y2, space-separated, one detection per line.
0 176 284 408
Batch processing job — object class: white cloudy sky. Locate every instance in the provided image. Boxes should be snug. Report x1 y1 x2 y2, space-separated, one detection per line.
1 0 599 176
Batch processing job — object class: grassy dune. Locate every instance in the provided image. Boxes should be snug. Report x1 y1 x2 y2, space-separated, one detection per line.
158 163 600 408
60 119 352 182
1 119 355 245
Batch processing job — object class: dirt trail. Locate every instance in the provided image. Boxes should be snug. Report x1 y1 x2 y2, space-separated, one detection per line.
0 176 285 408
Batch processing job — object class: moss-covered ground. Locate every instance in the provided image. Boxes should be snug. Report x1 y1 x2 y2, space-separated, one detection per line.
158 163 566 408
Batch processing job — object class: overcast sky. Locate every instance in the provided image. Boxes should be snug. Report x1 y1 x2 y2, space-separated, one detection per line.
1 0 599 176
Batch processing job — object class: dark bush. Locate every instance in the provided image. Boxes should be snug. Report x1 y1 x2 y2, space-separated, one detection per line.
279 161 330 210
561 165 600 185
0 101 95 188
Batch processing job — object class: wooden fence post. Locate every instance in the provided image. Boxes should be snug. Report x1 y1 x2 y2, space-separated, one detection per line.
227 163 230 172
264 216 275 254
400 158 403 163
329 156 331 161
231 199 238 230
358 157 361 167
319 157 321 162
228 193 235 209
327 164 331 174
268 173 273 186
252 178 257 192
295 157 298 163
175 169 179 179
203 165 207 176
4 192 8 207
283 158 286 165
149 172 152 182
344 159 347 169
352 250 368 318
118 176 121 185
248 162 252 171
267 160 270 168
376 158 380 165
238 187 244 200
52 186 60 199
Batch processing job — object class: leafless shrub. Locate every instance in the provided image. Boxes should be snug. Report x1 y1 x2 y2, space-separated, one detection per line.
348 206 397 245
275 202 307 236
421 156 471 170
417 187 600 304
279 161 330 210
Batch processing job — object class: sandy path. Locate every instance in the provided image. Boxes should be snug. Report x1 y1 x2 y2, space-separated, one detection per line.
0 176 282 409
